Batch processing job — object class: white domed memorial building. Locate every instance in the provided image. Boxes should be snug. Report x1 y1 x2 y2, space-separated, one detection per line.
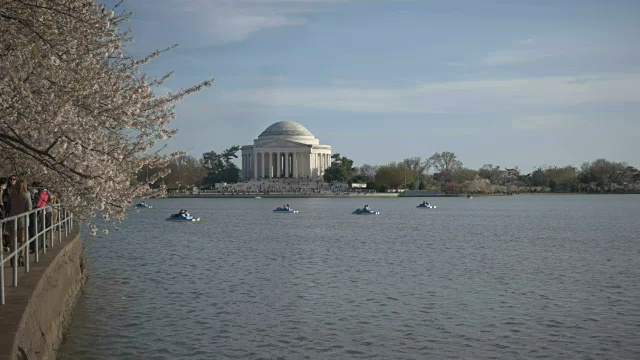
241 121 332 180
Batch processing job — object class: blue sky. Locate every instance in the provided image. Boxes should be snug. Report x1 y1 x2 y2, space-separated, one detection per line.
106 0 640 171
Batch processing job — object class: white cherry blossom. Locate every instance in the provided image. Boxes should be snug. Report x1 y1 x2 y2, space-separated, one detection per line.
0 0 213 224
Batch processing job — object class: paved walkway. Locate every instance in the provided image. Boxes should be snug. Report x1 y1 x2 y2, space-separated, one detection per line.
0 228 76 360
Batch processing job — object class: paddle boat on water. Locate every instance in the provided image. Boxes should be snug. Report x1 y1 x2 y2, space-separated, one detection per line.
353 205 380 215
166 210 200 222
273 207 299 214
135 202 152 209
416 201 437 209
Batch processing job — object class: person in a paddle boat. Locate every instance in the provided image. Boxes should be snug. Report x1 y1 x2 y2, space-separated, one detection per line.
422 200 429 206
363 204 370 211
286 204 290 210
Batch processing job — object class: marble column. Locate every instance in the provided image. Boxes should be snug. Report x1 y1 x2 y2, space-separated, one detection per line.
264 152 271 178
276 152 282 178
292 153 297 178
301 153 306 178
322 154 325 173
264 152 269 178
257 153 261 179
252 153 257 180
246 154 250 179
269 153 273 178
305 153 310 178
271 153 275 178
283 151 289 178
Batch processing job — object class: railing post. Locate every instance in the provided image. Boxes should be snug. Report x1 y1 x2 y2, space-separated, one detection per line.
58 208 62 244
1 205 72 306
25 214 29 273
43 209 47 255
13 219 18 287
50 214 54 249
35 210 39 263
51 205 56 248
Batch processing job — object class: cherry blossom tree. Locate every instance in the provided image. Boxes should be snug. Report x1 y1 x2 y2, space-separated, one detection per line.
0 0 213 227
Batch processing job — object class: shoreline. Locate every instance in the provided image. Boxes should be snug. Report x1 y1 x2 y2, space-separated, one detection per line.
166 192 640 199
168 193 459 199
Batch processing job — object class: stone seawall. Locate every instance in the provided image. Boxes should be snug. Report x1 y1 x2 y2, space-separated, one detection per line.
0 225 86 360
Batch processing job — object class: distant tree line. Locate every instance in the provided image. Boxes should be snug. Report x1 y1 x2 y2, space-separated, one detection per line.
139 147 639 194
323 152 640 194
136 146 242 190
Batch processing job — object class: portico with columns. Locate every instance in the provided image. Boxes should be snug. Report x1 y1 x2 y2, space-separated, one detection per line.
241 121 332 180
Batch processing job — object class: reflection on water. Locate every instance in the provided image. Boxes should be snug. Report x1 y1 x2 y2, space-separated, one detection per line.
58 195 640 359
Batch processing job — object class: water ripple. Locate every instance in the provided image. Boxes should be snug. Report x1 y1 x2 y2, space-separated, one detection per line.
58 196 640 359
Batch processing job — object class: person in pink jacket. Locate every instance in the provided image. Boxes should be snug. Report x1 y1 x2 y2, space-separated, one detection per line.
35 189 49 209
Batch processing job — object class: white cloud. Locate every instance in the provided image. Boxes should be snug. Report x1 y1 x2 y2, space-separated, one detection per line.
481 48 549 66
511 114 582 130
221 72 640 114
478 33 639 67
134 0 355 46
446 61 470 68
481 37 551 65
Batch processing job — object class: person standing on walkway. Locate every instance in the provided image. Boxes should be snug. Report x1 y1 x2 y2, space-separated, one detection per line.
33 188 49 249
8 179 32 266
2 175 17 214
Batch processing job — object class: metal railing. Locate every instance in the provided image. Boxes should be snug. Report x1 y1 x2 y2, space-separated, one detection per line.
0 204 73 305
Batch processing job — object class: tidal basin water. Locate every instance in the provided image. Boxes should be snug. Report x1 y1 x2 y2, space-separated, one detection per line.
58 195 640 359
